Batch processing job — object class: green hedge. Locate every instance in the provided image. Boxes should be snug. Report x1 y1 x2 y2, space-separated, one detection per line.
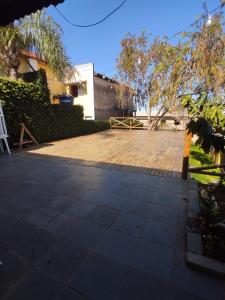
0 73 109 146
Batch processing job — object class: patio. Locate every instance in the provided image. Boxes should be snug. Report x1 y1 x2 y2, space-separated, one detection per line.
0 131 225 299
24 130 184 178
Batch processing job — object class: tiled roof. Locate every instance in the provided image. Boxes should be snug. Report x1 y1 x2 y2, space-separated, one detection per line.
0 0 64 26
20 49 46 63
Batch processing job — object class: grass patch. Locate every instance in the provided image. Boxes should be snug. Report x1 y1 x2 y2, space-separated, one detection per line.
189 145 221 184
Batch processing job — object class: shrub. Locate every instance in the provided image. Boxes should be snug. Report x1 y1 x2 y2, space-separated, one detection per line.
0 74 109 146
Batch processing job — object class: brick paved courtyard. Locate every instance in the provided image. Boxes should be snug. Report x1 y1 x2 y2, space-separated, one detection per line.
0 130 224 299
26 130 184 178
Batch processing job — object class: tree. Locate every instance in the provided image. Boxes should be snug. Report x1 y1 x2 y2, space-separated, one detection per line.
116 32 189 131
116 7 224 134
114 82 133 117
148 38 189 131
182 11 225 154
116 31 151 116
0 9 71 80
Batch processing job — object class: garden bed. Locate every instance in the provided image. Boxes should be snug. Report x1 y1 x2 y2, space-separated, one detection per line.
186 183 225 277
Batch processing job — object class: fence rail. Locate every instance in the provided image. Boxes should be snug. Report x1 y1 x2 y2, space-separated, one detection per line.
181 131 225 179
109 117 147 130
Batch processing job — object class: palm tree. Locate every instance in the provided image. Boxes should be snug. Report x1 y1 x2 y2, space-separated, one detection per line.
0 9 71 80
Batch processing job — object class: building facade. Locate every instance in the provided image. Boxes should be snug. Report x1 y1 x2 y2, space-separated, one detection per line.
18 50 66 101
18 55 123 120
66 63 118 120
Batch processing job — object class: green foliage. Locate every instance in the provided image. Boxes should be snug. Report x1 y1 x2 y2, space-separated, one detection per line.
198 186 225 260
190 145 221 184
182 94 225 131
0 9 71 79
116 8 224 134
182 93 225 153
0 76 109 145
181 13 225 153
199 192 221 224
35 69 51 105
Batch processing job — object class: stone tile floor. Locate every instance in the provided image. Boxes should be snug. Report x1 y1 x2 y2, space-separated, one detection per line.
0 132 225 299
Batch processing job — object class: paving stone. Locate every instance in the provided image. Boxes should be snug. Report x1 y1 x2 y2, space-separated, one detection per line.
0 213 16 232
0 247 8 257
141 219 177 247
117 266 204 300
95 229 137 264
23 207 60 227
4 270 63 300
36 238 90 282
131 238 174 281
0 192 37 218
0 252 30 297
129 201 179 226
187 232 202 254
69 253 127 300
98 193 128 210
153 192 180 208
15 229 57 265
46 177 84 196
26 131 184 178
80 190 105 204
111 213 146 237
85 205 120 227
172 256 225 300
47 218 107 250
46 194 77 210
55 287 88 300
0 220 37 250
64 200 96 218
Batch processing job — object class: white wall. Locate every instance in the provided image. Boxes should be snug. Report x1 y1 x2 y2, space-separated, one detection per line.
67 63 95 120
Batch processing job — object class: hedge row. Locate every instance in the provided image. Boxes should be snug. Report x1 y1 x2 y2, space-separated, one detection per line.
0 72 109 146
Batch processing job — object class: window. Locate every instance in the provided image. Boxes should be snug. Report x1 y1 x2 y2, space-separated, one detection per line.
70 85 78 97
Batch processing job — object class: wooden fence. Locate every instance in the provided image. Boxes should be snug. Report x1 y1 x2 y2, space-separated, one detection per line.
110 115 189 131
109 117 147 130
181 131 225 179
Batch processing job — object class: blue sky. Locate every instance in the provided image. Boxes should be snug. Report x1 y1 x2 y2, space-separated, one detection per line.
47 0 222 77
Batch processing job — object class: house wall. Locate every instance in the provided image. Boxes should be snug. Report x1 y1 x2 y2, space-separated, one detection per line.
38 61 66 98
66 63 95 120
18 56 66 100
93 76 117 120
18 57 38 73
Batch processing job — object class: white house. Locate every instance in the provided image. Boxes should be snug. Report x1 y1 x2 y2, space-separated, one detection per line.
66 63 119 120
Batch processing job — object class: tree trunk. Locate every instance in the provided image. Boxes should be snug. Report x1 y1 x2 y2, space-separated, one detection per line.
148 106 168 132
8 54 21 80
10 67 19 80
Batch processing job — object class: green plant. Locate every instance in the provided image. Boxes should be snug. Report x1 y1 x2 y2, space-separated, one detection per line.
199 186 225 261
0 9 71 79
0 75 109 145
199 192 220 223
182 94 225 153
190 145 221 184
116 7 224 133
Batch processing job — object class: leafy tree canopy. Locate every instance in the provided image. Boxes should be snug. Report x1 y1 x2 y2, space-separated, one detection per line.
0 9 71 80
116 6 224 137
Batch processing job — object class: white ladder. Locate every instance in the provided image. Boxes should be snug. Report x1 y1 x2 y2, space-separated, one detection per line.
0 102 10 155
